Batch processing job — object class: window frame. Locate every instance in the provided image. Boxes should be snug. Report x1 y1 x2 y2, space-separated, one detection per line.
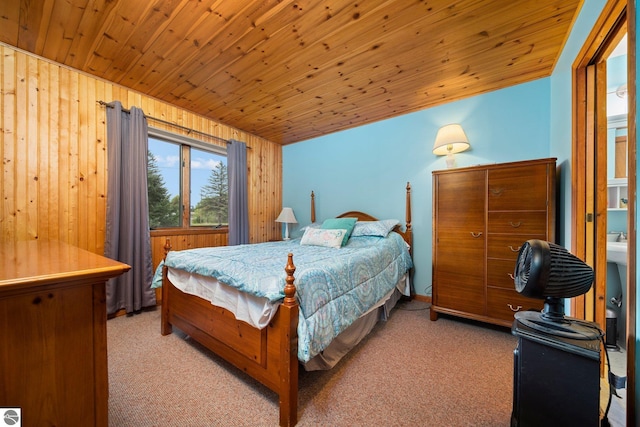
148 127 228 230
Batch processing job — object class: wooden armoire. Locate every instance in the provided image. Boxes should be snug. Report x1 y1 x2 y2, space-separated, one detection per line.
430 158 556 327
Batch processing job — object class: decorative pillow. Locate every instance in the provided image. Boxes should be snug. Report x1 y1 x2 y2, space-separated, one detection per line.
300 228 347 249
299 222 321 232
351 219 400 237
321 217 357 246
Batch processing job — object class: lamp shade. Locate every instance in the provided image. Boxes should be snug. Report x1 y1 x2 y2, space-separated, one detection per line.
275 207 298 224
433 124 470 155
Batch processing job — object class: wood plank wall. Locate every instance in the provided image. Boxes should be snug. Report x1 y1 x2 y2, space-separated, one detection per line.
0 43 283 262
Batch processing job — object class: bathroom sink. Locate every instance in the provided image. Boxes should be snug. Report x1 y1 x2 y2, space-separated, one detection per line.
607 241 628 266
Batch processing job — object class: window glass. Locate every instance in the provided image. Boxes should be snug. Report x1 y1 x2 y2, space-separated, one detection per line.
147 130 228 229
147 138 181 228
190 148 228 227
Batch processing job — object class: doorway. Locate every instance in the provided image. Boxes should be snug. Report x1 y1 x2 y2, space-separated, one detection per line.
572 0 636 424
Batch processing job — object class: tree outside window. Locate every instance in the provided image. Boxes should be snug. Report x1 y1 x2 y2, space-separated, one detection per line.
191 148 228 227
147 133 227 229
147 150 180 228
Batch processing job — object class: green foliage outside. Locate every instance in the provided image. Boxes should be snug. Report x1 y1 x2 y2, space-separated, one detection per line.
147 151 179 228
192 162 228 226
147 150 228 228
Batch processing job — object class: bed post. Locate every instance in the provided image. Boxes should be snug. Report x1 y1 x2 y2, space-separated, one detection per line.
161 238 172 336
310 191 315 224
279 253 299 427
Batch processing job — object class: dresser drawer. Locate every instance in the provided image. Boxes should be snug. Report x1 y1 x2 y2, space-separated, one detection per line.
488 164 550 211
487 258 518 289
487 235 543 260
487 211 547 234
487 288 544 323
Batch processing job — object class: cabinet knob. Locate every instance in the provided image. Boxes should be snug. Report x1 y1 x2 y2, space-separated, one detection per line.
508 304 523 312
470 232 483 238
508 273 515 280
509 221 522 228
508 245 520 252
490 187 504 196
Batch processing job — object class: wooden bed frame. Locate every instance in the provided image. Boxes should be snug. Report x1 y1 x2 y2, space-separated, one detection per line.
160 182 412 427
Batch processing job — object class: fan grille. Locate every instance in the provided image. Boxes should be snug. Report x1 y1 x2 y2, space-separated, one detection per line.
514 240 593 299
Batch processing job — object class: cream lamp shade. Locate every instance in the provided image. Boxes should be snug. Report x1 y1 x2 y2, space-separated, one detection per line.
275 207 298 240
433 124 470 168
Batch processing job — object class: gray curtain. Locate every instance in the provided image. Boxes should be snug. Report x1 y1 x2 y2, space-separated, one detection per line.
104 101 156 315
228 140 249 245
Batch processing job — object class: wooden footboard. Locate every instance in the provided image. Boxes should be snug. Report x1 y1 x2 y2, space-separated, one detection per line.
158 182 413 427
161 242 299 427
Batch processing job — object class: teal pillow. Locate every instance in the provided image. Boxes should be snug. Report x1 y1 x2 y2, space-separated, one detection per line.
321 217 357 246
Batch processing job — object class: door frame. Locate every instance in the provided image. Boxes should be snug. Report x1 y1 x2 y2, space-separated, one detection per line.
572 0 635 422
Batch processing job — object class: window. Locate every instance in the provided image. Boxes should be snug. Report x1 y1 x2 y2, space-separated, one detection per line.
190 147 228 226
147 128 228 229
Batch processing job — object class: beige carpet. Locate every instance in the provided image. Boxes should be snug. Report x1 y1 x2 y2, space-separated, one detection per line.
107 300 517 426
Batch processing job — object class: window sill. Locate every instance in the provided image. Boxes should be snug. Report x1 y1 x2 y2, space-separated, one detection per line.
150 228 228 237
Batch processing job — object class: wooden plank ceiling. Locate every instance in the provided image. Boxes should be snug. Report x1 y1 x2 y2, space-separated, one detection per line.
0 0 582 145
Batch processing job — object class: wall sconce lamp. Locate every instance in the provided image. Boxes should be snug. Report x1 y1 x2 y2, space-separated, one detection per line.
616 83 628 99
275 207 298 240
433 124 471 168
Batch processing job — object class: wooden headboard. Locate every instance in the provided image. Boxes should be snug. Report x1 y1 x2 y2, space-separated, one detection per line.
310 182 412 249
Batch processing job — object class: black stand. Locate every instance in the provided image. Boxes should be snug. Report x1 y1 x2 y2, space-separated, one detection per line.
511 318 601 427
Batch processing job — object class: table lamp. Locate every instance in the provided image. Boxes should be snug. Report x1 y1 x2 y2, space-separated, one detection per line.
275 207 298 240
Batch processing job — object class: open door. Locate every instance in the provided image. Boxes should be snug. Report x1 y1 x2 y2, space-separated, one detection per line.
573 0 635 423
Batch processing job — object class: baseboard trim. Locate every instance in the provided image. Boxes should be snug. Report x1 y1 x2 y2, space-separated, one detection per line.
412 294 432 304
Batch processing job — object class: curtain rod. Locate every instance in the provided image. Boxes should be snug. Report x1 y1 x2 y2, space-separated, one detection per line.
97 100 236 145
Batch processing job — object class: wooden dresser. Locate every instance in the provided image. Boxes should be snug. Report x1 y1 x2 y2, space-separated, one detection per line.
0 240 130 427
431 158 556 327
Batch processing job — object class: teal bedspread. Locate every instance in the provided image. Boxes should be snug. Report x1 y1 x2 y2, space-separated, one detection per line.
153 232 412 362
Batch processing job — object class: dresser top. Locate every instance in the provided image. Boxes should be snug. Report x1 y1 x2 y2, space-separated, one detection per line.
433 157 557 175
0 240 131 289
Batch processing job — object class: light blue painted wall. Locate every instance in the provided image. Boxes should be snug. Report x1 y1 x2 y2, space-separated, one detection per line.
549 0 606 247
608 54 628 88
285 0 637 417
284 78 550 296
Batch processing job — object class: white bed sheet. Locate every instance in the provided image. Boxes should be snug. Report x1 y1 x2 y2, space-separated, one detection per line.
167 267 279 329
167 267 410 330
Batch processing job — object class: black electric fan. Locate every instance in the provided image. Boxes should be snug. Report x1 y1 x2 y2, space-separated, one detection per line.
513 239 602 340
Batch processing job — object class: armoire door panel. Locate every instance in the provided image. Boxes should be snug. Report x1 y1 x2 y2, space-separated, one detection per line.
434 170 486 231
435 278 486 316
435 233 485 269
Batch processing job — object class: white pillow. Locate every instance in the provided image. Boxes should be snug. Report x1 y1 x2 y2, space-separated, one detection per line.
351 219 400 237
299 222 321 232
300 228 347 249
